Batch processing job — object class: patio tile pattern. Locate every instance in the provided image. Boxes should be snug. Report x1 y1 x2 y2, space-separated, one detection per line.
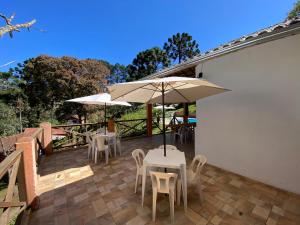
29 135 300 225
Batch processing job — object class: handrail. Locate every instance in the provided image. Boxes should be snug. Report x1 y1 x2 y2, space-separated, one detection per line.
30 128 43 139
52 122 103 128
0 149 26 224
115 118 147 123
0 150 22 179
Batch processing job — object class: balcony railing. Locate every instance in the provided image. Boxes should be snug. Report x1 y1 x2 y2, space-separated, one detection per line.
0 150 26 224
52 122 103 149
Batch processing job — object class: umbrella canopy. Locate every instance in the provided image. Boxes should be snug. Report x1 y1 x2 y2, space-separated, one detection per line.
66 93 131 106
108 76 228 104
66 93 131 134
108 76 229 156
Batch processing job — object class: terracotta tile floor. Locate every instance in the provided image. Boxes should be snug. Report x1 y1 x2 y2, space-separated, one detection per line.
29 135 300 225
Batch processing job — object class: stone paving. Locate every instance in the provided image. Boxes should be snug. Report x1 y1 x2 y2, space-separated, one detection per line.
29 135 300 225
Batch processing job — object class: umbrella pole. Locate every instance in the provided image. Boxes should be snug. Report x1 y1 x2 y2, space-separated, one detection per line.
162 82 166 157
104 103 106 134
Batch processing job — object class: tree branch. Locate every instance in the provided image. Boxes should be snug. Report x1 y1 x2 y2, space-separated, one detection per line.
0 13 36 38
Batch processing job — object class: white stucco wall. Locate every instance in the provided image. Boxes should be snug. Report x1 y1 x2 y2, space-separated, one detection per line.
195 34 300 194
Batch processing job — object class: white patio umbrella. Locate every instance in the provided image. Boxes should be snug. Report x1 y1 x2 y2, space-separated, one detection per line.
108 76 229 156
66 93 131 134
154 104 175 110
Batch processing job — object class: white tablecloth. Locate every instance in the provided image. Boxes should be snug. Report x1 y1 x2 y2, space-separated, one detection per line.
141 148 187 211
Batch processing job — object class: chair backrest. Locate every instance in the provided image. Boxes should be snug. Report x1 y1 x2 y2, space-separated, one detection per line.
149 171 177 193
158 145 177 151
190 154 207 178
95 135 106 151
132 149 145 169
97 127 106 134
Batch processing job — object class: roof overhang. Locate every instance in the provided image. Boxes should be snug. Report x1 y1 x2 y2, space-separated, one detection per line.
144 17 300 80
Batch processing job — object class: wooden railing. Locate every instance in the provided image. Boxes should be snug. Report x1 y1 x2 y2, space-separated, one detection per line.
52 123 103 149
152 118 163 134
0 134 24 157
51 117 172 149
0 150 26 224
115 119 147 138
31 128 44 163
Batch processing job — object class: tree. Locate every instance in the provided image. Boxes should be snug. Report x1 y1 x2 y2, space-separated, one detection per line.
0 102 20 136
107 63 128 84
0 70 28 133
163 32 200 64
13 55 110 125
288 0 300 19
0 13 36 38
127 47 170 81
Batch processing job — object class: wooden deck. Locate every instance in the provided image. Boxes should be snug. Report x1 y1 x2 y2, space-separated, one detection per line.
29 134 300 225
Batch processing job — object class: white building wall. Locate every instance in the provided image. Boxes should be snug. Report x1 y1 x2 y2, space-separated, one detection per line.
195 34 300 194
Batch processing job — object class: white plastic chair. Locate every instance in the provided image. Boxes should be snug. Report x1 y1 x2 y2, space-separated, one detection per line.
177 154 207 205
132 149 145 193
94 135 109 164
149 171 178 223
173 127 186 144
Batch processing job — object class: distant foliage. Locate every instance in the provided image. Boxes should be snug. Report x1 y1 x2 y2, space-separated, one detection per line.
13 55 110 125
0 71 28 136
163 32 200 63
0 102 20 136
288 0 300 19
127 47 170 81
107 63 128 84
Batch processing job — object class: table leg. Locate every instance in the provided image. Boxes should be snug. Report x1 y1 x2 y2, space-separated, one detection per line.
180 164 187 211
114 137 117 157
142 164 147 207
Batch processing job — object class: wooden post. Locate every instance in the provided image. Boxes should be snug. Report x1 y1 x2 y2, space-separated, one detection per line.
183 103 189 124
40 122 53 155
147 104 153 136
108 118 115 132
15 137 39 209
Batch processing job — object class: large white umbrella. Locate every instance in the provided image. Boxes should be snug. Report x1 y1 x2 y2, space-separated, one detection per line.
108 76 229 156
66 93 131 134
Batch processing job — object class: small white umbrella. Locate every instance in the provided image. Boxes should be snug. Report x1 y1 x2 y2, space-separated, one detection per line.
154 104 175 110
108 76 229 156
66 93 131 134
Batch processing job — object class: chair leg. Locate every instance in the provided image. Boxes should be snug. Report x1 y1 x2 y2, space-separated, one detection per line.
94 150 97 164
177 180 181 206
134 173 139 193
152 189 157 222
169 190 175 223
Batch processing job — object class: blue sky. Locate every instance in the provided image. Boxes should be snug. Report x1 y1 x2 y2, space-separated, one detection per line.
0 0 296 71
